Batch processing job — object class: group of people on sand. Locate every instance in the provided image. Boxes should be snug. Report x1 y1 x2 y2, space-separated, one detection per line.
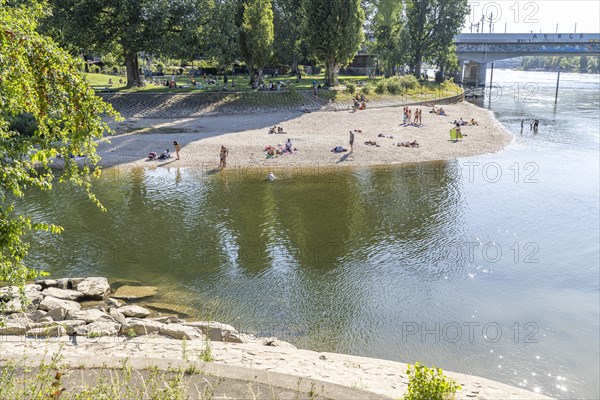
429 106 446 116
521 119 540 133
453 117 479 126
402 107 423 125
145 141 230 170
268 126 286 134
265 138 295 158
148 141 182 161
352 94 367 112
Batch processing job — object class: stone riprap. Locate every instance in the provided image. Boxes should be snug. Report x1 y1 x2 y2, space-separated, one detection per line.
0 277 293 348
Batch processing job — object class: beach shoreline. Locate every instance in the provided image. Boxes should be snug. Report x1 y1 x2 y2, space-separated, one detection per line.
98 101 513 172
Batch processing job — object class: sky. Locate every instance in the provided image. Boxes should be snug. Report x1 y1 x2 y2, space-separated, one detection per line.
462 0 600 34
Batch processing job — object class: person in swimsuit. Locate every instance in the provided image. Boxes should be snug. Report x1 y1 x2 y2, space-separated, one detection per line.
173 141 181 160
219 145 228 169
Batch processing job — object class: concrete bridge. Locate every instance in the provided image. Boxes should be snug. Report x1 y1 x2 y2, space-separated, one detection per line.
455 33 600 86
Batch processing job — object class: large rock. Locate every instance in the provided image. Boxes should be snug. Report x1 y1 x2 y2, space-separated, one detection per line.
26 324 67 337
38 296 81 313
119 305 150 318
112 285 158 300
29 309 48 322
120 318 164 336
0 286 19 301
35 279 57 289
185 321 238 341
1 323 27 335
66 309 114 323
83 321 121 337
150 315 182 324
109 308 127 325
60 320 87 335
1 286 43 313
76 277 110 300
159 324 204 340
46 307 68 321
42 287 83 301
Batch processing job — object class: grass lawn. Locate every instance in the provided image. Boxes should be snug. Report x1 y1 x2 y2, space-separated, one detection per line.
83 72 462 104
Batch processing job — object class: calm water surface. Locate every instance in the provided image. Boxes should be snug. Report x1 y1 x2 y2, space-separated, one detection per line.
20 70 599 399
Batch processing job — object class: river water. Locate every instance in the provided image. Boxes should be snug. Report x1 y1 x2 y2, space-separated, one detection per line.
19 69 599 399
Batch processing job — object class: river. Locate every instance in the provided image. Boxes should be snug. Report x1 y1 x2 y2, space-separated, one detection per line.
18 69 599 399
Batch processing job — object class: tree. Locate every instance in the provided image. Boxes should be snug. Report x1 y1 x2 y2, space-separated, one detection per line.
403 0 469 79
371 0 406 77
44 0 212 88
303 0 365 86
272 0 304 73
240 0 274 84
0 1 118 288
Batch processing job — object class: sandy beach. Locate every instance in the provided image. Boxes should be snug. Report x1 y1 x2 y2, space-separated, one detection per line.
99 101 512 171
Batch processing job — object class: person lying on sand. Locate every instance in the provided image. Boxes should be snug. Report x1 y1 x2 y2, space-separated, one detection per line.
378 134 394 139
397 140 420 148
331 146 348 153
364 140 379 146
469 118 479 126
268 126 276 134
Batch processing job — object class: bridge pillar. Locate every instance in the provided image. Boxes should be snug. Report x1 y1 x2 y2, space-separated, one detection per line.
476 62 487 87
461 61 487 87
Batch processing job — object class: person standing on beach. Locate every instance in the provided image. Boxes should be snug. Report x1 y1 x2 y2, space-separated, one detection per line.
219 145 228 169
521 119 524 133
173 141 181 160
349 130 355 153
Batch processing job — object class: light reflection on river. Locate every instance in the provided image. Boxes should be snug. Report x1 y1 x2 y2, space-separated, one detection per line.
20 69 599 399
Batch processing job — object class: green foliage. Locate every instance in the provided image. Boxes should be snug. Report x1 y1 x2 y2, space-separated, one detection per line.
403 0 469 77
241 0 275 82
345 81 356 94
375 80 386 94
0 1 119 288
361 84 371 95
6 114 37 137
403 363 461 400
302 0 365 85
521 56 599 73
126 328 137 338
199 337 214 362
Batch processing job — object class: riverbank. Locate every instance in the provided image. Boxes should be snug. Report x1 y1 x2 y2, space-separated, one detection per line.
1 278 551 399
97 101 512 171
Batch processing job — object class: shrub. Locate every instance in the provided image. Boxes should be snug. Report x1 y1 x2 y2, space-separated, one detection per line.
398 74 419 90
91 65 101 73
7 113 37 136
403 363 461 400
362 85 371 95
345 81 356 94
375 80 386 95
386 77 402 94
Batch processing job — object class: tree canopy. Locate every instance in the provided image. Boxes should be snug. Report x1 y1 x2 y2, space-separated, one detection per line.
0 0 118 287
303 0 365 86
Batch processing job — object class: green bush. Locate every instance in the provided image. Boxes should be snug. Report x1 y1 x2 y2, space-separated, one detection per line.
7 113 37 136
403 363 461 400
398 74 419 90
386 77 402 94
91 65 101 73
375 80 386 94
345 81 356 94
362 85 371 95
